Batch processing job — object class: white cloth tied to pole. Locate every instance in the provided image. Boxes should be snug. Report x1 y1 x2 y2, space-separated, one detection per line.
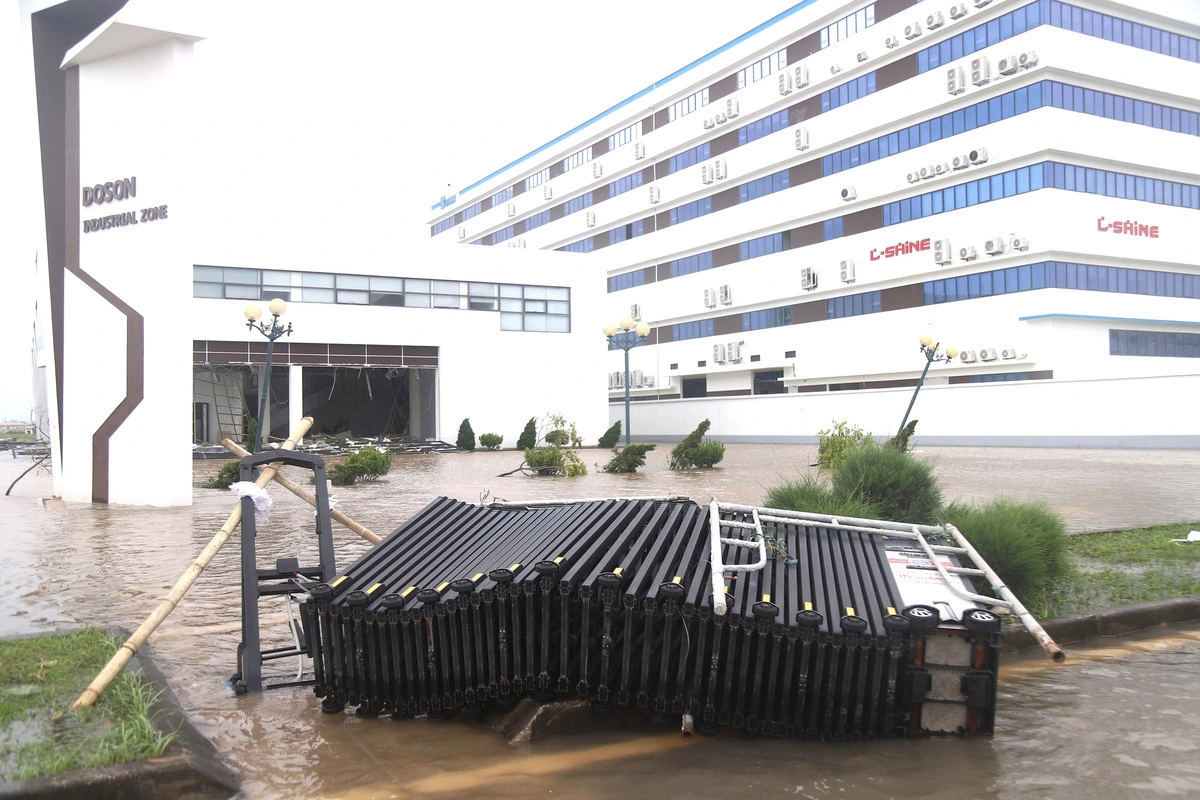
230 481 272 524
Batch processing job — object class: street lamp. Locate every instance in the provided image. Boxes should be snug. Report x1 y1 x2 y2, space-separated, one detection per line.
603 317 651 446
897 333 959 434
244 298 293 454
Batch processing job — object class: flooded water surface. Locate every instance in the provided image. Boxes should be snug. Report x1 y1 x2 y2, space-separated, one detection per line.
1 445 1198 798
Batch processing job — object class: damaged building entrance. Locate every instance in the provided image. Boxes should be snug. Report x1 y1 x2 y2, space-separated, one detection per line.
192 341 437 445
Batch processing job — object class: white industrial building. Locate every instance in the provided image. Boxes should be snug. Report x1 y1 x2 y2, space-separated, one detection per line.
429 0 1200 446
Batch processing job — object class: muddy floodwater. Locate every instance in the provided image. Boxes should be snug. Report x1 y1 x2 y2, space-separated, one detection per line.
1 444 1199 799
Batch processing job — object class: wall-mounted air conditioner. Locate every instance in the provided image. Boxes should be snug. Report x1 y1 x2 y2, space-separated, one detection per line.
713 159 727 181
933 239 952 265
998 55 1019 75
719 284 732 305
984 236 1008 256
934 162 949 175
794 64 809 88
704 118 716 130
644 375 656 388
979 348 998 361
947 66 966 95
1019 50 1038 69
926 11 945 29
506 202 516 217
612 370 624 388
631 369 643 387
952 153 970 170
725 97 739 118
907 169 922 183
630 304 641 321
950 3 968 19
841 186 857 201
857 51 869 63
507 237 526 249
1011 236 1030 251
713 344 726 364
727 341 744 364
885 35 900 49
840 259 856 283
969 147 988 164
648 185 661 204
634 142 647 160
701 164 714 185
974 0 992 8
704 288 717 308
543 184 554 200
586 210 596 227
593 162 604 178
959 350 977 363
795 127 810 151
457 226 466 240
779 72 793 95
905 21 922 39
801 267 818 290
919 165 933 180
959 245 978 261
830 63 842 74
1001 348 1019 360
971 56 991 86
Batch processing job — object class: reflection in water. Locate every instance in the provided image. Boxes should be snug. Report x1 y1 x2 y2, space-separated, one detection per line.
1 446 1198 798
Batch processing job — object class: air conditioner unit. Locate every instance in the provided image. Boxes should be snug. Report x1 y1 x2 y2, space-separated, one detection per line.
593 162 604 179
507 237 526 249
701 164 714 185
704 288 717 308
713 344 726 364
947 66 966 95
830 63 842 75
857 51 869 63
457 226 466 240
840 259 856 283
715 111 728 125
725 98 739 118
726 342 743 363
795 127 810 151
1001 348 1019 360
959 245 978 261
612 370 624 387
952 153 971 170
631 369 643 387
1011 235 1030 251
794 64 809 88
971 56 991 86
934 162 949 175
719 284 732 305
979 348 998 361
933 238 952 265
648 185 661 204
543 184 554 200
907 169 922 183
801 267 818 290
1018 50 1038 69
926 11 945 29
904 21 922 39
959 349 977 363
630 304 641 321
919 165 933 180
608 372 615 389
779 72 793 95
997 55 1020 75
506 202 516 217
644 375 656 388
713 159 727 180
950 3 969 20
841 186 857 201
634 142 647 160
885 35 900 49
586 210 596 227
969 147 989 165
974 0 992 8
984 236 1008 255
704 118 716 130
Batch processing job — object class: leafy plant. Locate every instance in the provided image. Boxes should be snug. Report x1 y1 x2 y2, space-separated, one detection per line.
523 446 587 476
479 433 503 450
546 413 583 448
330 446 392 486
202 460 241 489
456 418 476 451
544 429 569 446
816 420 873 470
887 419 919 452
764 474 881 518
830 446 942 524
245 418 258 447
668 419 724 470
516 417 538 450
941 498 1070 600
597 421 622 448
692 440 725 468
602 443 656 473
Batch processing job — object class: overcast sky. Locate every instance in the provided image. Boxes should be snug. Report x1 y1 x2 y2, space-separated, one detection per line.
0 0 799 421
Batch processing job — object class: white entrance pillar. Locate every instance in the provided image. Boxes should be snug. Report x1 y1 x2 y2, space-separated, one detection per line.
289 364 304 443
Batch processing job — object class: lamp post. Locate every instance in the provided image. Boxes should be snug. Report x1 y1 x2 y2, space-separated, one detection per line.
244 298 293 454
898 333 958 434
603 317 651 446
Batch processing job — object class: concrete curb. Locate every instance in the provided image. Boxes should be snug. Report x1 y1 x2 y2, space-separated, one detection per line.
1000 593 1200 656
0 635 239 800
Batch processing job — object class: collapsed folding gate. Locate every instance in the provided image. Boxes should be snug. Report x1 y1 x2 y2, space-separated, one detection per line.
297 496 1021 738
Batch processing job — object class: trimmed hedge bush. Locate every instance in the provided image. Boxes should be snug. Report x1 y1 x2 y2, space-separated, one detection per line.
479 433 503 450
203 461 240 490
669 419 725 470
456 419 476 451
940 498 1070 599
830 446 942 525
763 475 881 519
692 440 725 468
330 446 392 486
516 418 538 450
597 421 622 449
602 443 655 473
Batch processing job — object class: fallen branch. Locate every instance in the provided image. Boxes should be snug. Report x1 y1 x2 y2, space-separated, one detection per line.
5 454 49 496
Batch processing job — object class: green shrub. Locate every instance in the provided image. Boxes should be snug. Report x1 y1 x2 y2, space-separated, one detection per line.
887 419 919 452
329 446 392 486
245 418 258 447
669 419 724 470
456 418 476 451
597 421 622 448
202 460 241 489
816 420 873 470
544 429 569 446
524 446 586 477
692 440 725 468
830 446 942 524
940 498 1070 599
516 417 538 450
602 443 656 473
479 433 503 450
764 474 882 518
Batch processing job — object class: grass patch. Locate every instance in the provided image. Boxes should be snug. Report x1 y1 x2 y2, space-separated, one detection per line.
0 628 176 782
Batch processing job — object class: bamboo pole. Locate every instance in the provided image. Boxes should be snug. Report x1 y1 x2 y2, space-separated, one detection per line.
73 417 314 710
219 438 380 544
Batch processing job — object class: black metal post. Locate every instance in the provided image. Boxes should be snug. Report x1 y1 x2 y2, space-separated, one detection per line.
898 341 954 434
606 328 647 446
246 310 293 454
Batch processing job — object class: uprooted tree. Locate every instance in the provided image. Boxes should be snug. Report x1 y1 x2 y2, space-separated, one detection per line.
499 413 587 477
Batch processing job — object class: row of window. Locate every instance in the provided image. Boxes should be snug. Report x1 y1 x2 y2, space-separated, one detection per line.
669 142 711 175
607 121 640 151
740 232 785 261
925 263 1200 306
735 49 787 91
739 109 789 148
524 167 550 192
740 169 790 203
670 252 714 279
969 372 1034 382
670 196 711 226
563 146 593 173
609 170 644 198
461 201 483 221
490 185 513 209
524 210 550 233
820 3 876 50
743 306 792 331
667 87 709 122
608 270 646 292
431 217 455 235
827 290 882 320
193 267 572 332
563 192 593 216
820 71 876 113
493 225 515 244
564 238 594 254
673 319 715 341
609 220 645 244
1110 330 1200 358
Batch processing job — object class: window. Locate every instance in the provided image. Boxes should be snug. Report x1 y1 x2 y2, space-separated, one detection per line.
753 370 786 395
524 168 550 192
524 210 550 233
826 290 882 319
738 110 788 147
667 87 709 122
461 201 483 221
668 142 711 175
431 217 455 236
490 186 513 207
924 263 1200 306
739 233 784 261
563 238 594 254
1110 329 1200 357
492 225 515 244
562 146 593 173
563 192 594 216
735 49 786 90
821 72 875 113
739 170 789 203
672 319 715 341
742 307 792 331
670 252 714 278
609 220 644 245
609 171 644 198
670 197 712 225
499 285 571 333
607 121 640 151
608 271 646 293
820 4 876 50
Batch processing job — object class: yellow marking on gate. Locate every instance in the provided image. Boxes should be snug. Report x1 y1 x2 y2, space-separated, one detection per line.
367 583 383 595
331 576 347 588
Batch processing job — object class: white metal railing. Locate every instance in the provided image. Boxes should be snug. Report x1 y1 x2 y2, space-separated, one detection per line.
708 500 768 617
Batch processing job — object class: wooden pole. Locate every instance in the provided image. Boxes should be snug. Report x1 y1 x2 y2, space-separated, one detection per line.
73 417 314 710
219 438 381 545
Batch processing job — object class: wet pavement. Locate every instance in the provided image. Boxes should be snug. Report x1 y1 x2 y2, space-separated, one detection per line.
1 444 1198 798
